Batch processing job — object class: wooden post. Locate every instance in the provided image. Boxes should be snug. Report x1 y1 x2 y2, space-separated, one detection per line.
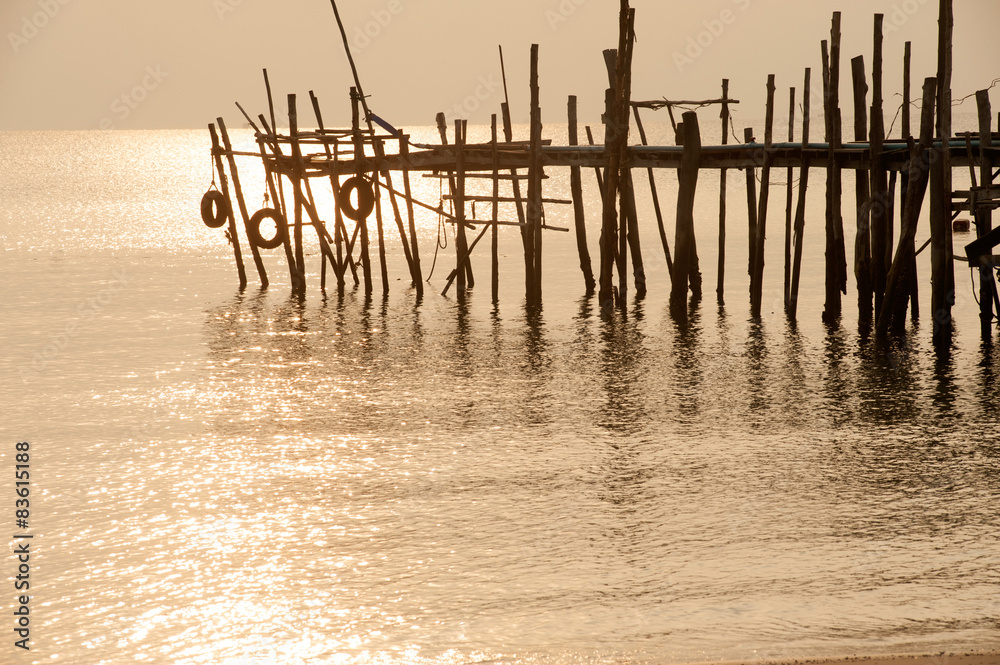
788 68 812 319
569 96 596 293
455 118 469 295
209 123 248 290
632 105 673 283
902 41 918 319
822 13 847 324
930 0 954 345
399 136 423 297
851 55 873 323
217 118 268 288
976 90 994 339
501 103 532 299
287 95 307 292
783 86 795 309
878 77 936 335
744 127 758 278
308 91 355 289
491 114 500 302
372 150 389 297
750 75 775 319
719 79 730 301
436 112 473 289
528 43 544 303
600 86 621 311
671 112 702 313
870 16 890 321
254 115 302 291
621 9 644 299
351 88 373 297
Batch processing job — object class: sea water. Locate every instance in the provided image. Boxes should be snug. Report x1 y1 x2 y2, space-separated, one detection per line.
0 125 998 665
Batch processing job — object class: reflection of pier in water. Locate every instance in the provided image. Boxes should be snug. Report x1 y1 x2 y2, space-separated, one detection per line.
202 0 1000 350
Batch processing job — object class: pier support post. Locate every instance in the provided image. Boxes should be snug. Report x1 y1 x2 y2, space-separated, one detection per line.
671 112 702 313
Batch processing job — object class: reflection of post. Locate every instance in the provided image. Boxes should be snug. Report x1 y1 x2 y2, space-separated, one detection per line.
671 112 701 311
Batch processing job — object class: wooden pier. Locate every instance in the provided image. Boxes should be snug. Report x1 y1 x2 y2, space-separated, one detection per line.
201 0 1000 346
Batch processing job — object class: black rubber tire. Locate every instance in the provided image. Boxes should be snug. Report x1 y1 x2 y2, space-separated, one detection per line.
248 208 286 250
201 190 230 229
339 176 375 221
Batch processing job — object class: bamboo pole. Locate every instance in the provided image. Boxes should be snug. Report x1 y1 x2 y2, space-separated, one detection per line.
750 75 775 319
788 68 812 319
217 117 268 288
783 86 795 309
436 112 473 289
878 77 936 335
851 55 873 323
671 111 702 313
209 123 248 290
621 9 644 299
930 0 954 345
569 96 596 293
719 79 730 301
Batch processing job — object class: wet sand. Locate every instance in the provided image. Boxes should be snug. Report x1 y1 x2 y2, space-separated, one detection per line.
690 654 1000 665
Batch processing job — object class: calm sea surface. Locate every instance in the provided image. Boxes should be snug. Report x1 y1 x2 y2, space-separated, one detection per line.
1 127 998 665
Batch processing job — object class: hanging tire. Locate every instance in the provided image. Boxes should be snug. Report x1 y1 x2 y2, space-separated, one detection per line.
339 176 375 221
201 190 230 228
248 208 286 250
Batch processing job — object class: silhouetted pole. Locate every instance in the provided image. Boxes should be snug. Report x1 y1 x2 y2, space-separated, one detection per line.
569 96 596 293
750 75 775 319
209 123 248 290
851 55 873 323
930 0 954 345
671 112 702 313
787 68 812 320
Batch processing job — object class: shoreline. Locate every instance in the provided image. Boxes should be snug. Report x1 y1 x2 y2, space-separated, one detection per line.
685 653 1000 665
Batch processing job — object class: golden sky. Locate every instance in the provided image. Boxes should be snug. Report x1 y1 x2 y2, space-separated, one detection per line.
1 0 998 131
